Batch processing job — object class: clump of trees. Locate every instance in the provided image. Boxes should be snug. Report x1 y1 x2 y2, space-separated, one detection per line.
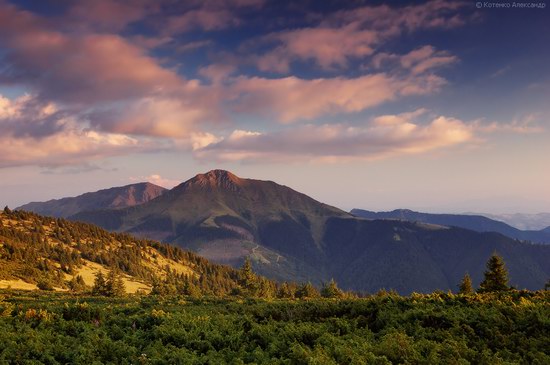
92 271 125 297
457 253 512 294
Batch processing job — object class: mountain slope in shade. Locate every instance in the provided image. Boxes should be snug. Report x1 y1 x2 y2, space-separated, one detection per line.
350 208 550 244
69 170 550 293
323 218 550 293
17 182 167 218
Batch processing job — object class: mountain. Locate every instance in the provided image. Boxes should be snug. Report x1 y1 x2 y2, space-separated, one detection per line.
72 170 351 283
350 209 550 244
68 170 550 294
0 208 248 294
16 182 167 218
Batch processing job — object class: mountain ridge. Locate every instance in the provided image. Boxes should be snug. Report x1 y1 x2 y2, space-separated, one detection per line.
17 182 167 218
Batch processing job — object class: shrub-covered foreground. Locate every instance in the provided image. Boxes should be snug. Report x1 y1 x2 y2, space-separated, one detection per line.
1 290 549 364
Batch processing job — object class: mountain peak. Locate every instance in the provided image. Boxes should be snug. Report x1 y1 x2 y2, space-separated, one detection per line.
184 169 243 191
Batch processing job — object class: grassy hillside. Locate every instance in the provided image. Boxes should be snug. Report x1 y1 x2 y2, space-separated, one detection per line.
0 208 247 295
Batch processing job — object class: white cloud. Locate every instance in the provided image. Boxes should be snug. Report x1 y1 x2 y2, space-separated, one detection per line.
194 110 475 163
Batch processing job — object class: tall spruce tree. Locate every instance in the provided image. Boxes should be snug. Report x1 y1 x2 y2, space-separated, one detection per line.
478 253 509 293
237 257 258 296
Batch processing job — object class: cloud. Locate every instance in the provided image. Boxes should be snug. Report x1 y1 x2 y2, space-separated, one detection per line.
0 0 482 170
130 174 180 188
0 94 67 138
0 93 148 168
165 9 239 34
230 73 446 123
0 127 142 168
160 0 265 35
66 0 157 32
256 26 377 72
88 93 222 138
194 110 475 162
474 114 545 134
373 46 457 75
252 0 469 72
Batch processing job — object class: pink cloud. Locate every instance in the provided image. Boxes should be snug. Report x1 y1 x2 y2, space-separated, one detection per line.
89 95 222 138
194 111 475 163
66 0 156 32
165 9 238 34
257 26 377 72
0 2 183 103
253 0 469 73
230 73 446 123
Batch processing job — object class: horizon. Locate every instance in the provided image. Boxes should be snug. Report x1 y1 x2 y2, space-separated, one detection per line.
1 0 549 214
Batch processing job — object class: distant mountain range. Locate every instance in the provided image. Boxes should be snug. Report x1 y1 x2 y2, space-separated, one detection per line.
482 212 550 231
350 209 550 244
17 182 166 218
15 170 550 294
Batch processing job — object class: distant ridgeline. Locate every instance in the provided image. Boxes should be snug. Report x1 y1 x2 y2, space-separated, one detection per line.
350 209 550 245
13 170 550 294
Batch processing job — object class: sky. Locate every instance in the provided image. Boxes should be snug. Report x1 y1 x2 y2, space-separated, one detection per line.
0 0 549 214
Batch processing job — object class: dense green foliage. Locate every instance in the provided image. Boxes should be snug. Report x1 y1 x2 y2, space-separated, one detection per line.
0 290 549 364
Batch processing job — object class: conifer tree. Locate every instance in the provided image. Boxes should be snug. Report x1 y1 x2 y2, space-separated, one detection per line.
92 271 107 296
478 253 509 293
68 275 87 292
277 282 294 299
295 282 320 299
183 279 201 298
237 257 258 296
458 272 474 295
321 279 345 298
106 270 126 297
